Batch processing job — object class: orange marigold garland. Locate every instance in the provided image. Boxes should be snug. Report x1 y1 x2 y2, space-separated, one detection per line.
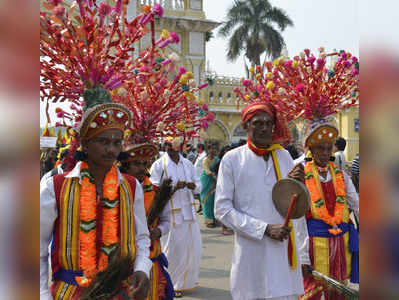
304 161 346 235
76 162 119 286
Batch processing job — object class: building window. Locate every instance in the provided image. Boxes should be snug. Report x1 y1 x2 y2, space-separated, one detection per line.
218 92 223 102
190 0 202 10
227 93 232 103
209 91 214 102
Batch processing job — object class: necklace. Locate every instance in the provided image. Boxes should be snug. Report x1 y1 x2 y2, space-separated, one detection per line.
304 161 346 235
75 162 119 287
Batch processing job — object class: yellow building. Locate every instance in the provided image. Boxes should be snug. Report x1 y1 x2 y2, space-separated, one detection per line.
133 0 220 93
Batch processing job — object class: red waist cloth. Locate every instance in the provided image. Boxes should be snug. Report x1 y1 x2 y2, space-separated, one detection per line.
302 180 348 300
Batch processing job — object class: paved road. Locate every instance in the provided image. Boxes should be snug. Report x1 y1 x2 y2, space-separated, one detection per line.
181 216 234 300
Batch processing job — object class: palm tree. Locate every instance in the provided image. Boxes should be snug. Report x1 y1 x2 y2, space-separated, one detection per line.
219 0 293 68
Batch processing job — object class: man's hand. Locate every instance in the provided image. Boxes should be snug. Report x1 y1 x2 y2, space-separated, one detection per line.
265 224 291 241
186 182 196 190
173 181 186 193
128 271 149 300
287 163 305 182
302 264 312 277
150 228 162 240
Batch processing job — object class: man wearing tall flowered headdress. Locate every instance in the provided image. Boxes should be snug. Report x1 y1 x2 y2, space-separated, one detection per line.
258 47 360 299
40 1 169 299
120 141 175 300
214 70 310 299
297 50 359 300
40 86 153 300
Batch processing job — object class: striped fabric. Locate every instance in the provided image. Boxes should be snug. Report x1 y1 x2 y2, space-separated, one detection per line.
351 154 359 175
51 176 136 300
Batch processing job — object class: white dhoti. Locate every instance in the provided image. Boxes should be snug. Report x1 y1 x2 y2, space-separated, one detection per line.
161 220 202 291
253 296 299 300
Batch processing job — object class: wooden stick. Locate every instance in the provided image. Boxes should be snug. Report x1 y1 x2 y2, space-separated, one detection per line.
284 193 298 226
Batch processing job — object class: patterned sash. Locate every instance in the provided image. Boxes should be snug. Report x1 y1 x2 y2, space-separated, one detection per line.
51 175 137 300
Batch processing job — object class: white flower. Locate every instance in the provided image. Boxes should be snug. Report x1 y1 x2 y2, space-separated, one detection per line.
168 52 180 62
156 122 165 132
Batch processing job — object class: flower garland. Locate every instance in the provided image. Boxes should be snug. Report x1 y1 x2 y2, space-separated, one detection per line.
304 161 346 235
76 161 119 287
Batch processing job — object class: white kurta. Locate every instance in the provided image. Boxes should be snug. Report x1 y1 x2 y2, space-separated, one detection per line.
214 145 309 300
40 162 153 300
150 153 202 290
40 165 63 186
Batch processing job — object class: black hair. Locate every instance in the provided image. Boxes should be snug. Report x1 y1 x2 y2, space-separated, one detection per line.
60 149 70 160
197 143 205 150
334 136 347 151
119 161 131 174
238 139 246 146
117 151 130 162
285 144 300 160
74 150 88 161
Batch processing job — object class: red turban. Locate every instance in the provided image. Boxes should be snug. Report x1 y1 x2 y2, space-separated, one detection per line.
241 102 291 144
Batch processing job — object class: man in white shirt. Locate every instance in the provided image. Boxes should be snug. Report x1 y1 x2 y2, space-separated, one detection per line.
333 136 347 170
40 99 152 300
150 139 202 298
40 148 69 185
215 102 309 300
193 143 206 212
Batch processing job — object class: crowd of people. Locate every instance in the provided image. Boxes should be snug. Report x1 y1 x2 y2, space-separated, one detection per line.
40 129 359 300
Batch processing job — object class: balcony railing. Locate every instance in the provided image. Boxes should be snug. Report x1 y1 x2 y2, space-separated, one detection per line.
138 0 185 11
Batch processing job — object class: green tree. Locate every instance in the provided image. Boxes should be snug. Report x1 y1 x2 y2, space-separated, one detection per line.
219 0 293 68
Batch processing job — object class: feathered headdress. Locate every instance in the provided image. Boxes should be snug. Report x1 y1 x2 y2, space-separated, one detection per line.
40 0 164 169
235 48 359 147
112 31 214 147
263 47 359 147
40 0 163 128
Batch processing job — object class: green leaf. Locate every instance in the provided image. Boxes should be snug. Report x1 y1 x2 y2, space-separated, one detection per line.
315 199 324 208
336 196 346 204
80 220 96 232
80 169 95 183
305 172 314 179
101 243 118 256
103 198 119 209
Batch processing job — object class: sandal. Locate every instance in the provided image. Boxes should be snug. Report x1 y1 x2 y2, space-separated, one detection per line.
174 291 183 298
222 230 232 235
206 222 216 228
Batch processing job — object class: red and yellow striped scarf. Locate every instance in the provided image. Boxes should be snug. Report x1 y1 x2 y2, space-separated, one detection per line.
51 169 137 300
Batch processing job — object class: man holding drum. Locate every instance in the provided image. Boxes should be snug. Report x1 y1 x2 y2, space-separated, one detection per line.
215 101 310 300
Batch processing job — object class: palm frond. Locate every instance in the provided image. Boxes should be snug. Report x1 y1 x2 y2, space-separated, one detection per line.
264 7 294 31
221 0 293 66
259 24 285 59
226 25 248 61
147 179 173 227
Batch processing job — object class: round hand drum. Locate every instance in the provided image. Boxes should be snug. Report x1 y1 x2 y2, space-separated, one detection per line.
272 178 310 220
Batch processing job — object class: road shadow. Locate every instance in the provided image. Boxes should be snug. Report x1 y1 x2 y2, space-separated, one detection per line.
202 236 231 245
199 266 230 279
201 255 216 260
182 286 232 300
